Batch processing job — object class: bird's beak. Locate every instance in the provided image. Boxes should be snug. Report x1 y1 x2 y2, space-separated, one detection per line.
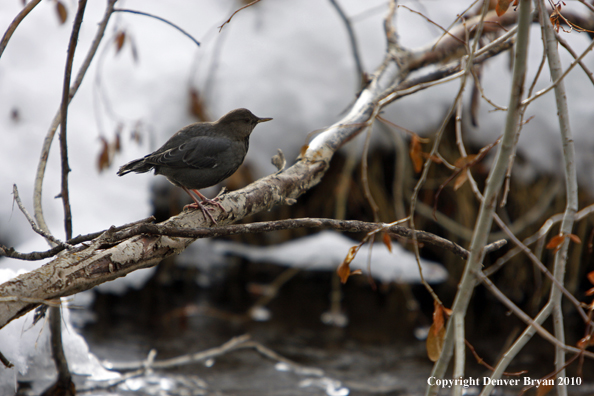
257 117 273 123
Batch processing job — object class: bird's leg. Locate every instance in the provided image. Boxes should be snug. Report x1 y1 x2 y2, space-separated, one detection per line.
182 187 218 224
191 189 226 212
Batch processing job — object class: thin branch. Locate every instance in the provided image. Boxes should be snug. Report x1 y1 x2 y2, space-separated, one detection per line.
59 0 88 242
113 9 200 48
521 33 594 105
555 30 594 86
49 1 88 390
360 126 380 222
218 0 262 32
328 0 365 86
33 0 117 239
398 4 467 47
538 0 579 392
0 0 42 58
577 0 594 14
0 217 155 261
0 350 13 369
0 218 505 263
475 270 594 360
492 216 591 326
11 185 73 250
427 1 532 394
102 334 323 376
485 203 594 277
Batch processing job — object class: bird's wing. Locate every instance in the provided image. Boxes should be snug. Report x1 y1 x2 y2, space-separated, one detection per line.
146 135 231 169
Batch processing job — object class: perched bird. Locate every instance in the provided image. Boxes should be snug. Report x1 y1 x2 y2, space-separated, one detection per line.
117 108 272 223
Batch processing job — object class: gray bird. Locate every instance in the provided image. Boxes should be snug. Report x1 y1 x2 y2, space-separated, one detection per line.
117 108 272 223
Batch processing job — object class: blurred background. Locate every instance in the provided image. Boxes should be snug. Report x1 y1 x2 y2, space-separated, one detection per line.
1 0 593 394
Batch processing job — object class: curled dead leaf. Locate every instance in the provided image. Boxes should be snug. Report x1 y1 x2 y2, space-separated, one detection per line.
337 245 361 283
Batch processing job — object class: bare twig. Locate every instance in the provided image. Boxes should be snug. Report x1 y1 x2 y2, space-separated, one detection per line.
218 0 262 32
521 33 594 105
113 9 200 48
492 216 590 325
328 0 365 86
0 350 13 369
577 0 594 13
33 0 117 239
59 0 88 242
398 4 467 47
536 1 579 393
0 216 155 261
485 203 594 277
11 185 73 250
555 30 594 86
475 270 594 360
360 126 380 222
0 0 42 58
47 1 89 390
103 334 323 376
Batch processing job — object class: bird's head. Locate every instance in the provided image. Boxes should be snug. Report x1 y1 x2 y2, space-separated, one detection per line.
216 108 272 138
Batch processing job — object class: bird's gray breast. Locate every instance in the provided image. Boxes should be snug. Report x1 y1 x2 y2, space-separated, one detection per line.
153 135 249 190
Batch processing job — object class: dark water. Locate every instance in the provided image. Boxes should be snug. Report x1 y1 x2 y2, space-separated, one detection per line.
73 259 593 396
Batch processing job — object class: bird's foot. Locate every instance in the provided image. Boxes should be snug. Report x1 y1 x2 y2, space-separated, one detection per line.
202 196 226 213
185 201 218 224
191 189 227 213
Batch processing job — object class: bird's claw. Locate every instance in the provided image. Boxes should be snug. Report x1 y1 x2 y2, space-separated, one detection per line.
185 201 218 224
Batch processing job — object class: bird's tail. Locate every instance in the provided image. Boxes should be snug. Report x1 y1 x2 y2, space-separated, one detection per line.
117 158 154 176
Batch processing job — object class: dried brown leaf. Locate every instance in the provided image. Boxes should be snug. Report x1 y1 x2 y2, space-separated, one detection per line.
587 271 594 286
495 0 512 16
337 245 361 283
114 132 121 153
432 301 444 335
536 382 555 396
97 137 110 173
410 135 424 173
546 234 565 251
426 321 446 362
190 88 209 121
568 233 582 244
453 169 468 191
55 1 68 24
115 31 126 54
577 335 594 348
382 232 392 253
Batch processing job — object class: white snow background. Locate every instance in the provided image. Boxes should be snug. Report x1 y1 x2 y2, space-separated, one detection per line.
1 0 593 392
